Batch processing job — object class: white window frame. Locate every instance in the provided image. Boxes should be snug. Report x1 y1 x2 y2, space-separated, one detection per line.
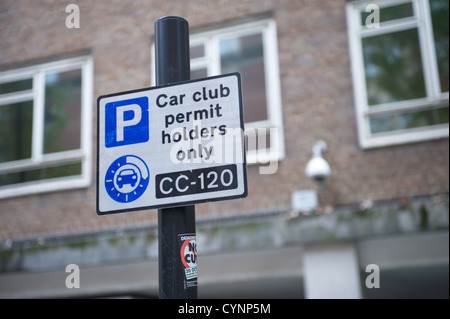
347 0 449 148
152 18 285 164
0 55 93 198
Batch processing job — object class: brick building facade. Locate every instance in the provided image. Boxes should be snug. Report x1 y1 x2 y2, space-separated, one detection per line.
1 0 448 298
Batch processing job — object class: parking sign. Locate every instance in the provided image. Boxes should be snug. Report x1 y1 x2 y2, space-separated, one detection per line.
96 73 247 215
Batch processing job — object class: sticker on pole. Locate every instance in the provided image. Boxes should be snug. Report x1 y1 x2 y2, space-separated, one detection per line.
179 234 198 287
96 73 247 215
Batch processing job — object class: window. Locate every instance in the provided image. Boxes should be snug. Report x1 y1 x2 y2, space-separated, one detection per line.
0 56 93 198
153 18 285 164
347 0 449 148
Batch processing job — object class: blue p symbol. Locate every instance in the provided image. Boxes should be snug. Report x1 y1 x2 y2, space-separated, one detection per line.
105 97 149 148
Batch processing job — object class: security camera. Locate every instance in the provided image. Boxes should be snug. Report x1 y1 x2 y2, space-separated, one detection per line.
306 156 331 181
305 140 331 182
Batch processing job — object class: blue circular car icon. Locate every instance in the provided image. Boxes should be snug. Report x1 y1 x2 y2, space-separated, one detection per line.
116 168 138 188
105 155 149 203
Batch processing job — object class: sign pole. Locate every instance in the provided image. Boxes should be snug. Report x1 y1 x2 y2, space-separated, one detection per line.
154 16 198 299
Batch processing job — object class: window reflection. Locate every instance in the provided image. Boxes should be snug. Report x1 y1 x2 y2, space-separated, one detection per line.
361 2 414 26
191 68 208 80
370 106 449 133
220 33 268 123
0 78 32 94
190 44 205 59
363 28 426 106
0 162 82 187
430 0 449 93
44 69 82 154
0 101 33 163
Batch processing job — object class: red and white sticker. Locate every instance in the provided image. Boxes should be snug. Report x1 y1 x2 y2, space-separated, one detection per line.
179 234 197 280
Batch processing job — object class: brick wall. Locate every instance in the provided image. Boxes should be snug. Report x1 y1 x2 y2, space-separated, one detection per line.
0 0 448 240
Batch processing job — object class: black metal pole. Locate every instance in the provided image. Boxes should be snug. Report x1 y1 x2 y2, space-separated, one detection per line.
155 16 198 299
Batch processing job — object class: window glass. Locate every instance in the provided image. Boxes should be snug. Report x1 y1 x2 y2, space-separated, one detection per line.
361 2 414 26
370 106 449 133
0 78 32 94
0 101 33 163
190 44 205 59
430 0 449 93
44 69 82 154
0 162 82 187
362 28 426 106
191 68 208 80
220 33 268 123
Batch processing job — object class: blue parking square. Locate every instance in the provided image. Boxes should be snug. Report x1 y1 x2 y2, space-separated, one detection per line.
105 97 149 148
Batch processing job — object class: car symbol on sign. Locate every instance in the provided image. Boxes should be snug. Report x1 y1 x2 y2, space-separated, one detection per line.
116 169 138 188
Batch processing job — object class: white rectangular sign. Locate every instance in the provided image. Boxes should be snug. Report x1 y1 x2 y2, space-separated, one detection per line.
97 73 247 215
